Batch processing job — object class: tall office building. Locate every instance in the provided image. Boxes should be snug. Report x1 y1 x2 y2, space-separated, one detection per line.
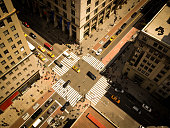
122 4 170 99
30 0 126 43
0 0 40 113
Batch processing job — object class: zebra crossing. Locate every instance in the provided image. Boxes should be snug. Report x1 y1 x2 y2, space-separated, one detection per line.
86 76 111 106
82 53 105 71
52 79 82 107
52 52 80 76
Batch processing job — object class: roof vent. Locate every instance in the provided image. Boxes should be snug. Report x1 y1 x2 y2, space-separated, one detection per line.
155 26 164 35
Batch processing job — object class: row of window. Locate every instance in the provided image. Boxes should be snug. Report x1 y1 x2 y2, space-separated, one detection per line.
153 42 168 53
0 1 8 13
0 17 12 28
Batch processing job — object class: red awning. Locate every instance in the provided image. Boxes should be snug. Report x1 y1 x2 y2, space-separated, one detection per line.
0 91 19 111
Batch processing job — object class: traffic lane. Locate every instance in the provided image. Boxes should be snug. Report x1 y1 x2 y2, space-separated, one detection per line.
62 59 101 95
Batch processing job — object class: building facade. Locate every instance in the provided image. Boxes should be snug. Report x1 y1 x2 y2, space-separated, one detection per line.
31 0 126 43
0 0 40 113
122 4 170 99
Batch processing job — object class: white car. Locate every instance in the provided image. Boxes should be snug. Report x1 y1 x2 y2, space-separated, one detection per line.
96 49 102 56
142 104 152 112
115 88 124 93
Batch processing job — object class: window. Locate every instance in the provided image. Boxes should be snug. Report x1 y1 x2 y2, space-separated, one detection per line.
7 17 12 23
10 25 16 31
55 7 59 12
144 66 148 70
102 2 105 7
11 61 15 66
71 9 75 16
158 45 163 50
94 8 98 14
28 64 32 67
9 71 13 75
7 37 13 43
86 7 90 13
63 4 66 10
163 48 168 53
149 49 153 53
27 74 30 77
72 25 76 31
21 78 25 82
7 55 12 60
0 43 5 48
31 70 35 73
157 74 162 79
11 44 16 49
0 54 2 58
1 60 6 65
71 17 75 23
71 0 75 8
151 64 155 68
6 81 11 85
17 72 22 76
1 3 8 13
150 56 155 61
154 78 159 82
25 58 30 62
155 59 159 64
3 30 9 36
21 62 25 66
145 73 149 76
140 63 144 67
143 59 147 63
5 91 10 95
146 86 151 91
20 46 25 52
14 50 19 55
23 52 27 56
164 65 169 71
86 15 90 21
148 68 152 73
142 36 147 41
4 49 9 55
5 65 9 70
146 54 150 59
23 68 27 71
154 51 158 56
16 82 20 86
12 76 17 81
63 12 67 18
1 86 5 90
141 70 145 74
153 42 158 47
147 62 151 66
55 0 58 5
0 21 5 28
87 0 91 5
47 1 51 7
11 87 15 90
2 75 7 80
14 67 18 71
17 40 22 45
14 33 19 39
95 1 99 7
137 67 141 71
16 56 21 61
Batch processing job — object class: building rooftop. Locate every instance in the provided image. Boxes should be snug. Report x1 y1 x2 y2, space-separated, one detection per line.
142 4 170 45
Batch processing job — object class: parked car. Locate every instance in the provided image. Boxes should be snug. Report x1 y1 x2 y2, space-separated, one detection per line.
86 71 96 80
22 22 29 28
131 12 137 18
38 46 46 52
47 51 55 58
115 29 122 35
72 66 80 73
121 23 127 29
45 98 53 107
110 35 117 41
132 106 141 114
60 102 70 112
44 42 53 51
47 105 56 114
142 104 152 112
96 49 102 56
115 88 124 93
111 94 120 104
63 51 71 59
29 32 36 39
37 54 46 61
31 108 42 119
126 94 136 102
54 60 63 68
63 80 71 88
103 40 111 48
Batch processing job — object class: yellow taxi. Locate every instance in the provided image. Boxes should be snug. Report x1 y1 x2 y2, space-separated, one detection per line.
111 94 120 104
24 33 27 37
110 35 117 41
72 66 80 73
38 46 46 52
47 51 55 58
37 54 46 61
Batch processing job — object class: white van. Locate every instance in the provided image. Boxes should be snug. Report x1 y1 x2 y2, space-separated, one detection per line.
32 117 44 128
63 51 71 59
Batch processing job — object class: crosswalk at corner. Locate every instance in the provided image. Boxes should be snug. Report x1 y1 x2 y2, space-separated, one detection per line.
52 79 82 107
82 53 105 71
86 76 111 106
52 52 80 77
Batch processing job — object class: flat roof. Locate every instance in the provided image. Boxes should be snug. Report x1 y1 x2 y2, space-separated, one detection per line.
71 106 118 128
142 4 170 45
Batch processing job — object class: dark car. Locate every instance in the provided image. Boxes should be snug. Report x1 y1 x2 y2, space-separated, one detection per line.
115 29 122 35
31 108 42 119
45 98 53 107
63 80 71 88
29 32 36 39
131 12 137 18
60 102 70 112
54 60 63 68
103 40 111 48
121 23 127 29
87 71 96 80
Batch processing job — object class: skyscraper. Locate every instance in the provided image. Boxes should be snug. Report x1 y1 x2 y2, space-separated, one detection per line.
0 0 40 113
123 4 170 99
